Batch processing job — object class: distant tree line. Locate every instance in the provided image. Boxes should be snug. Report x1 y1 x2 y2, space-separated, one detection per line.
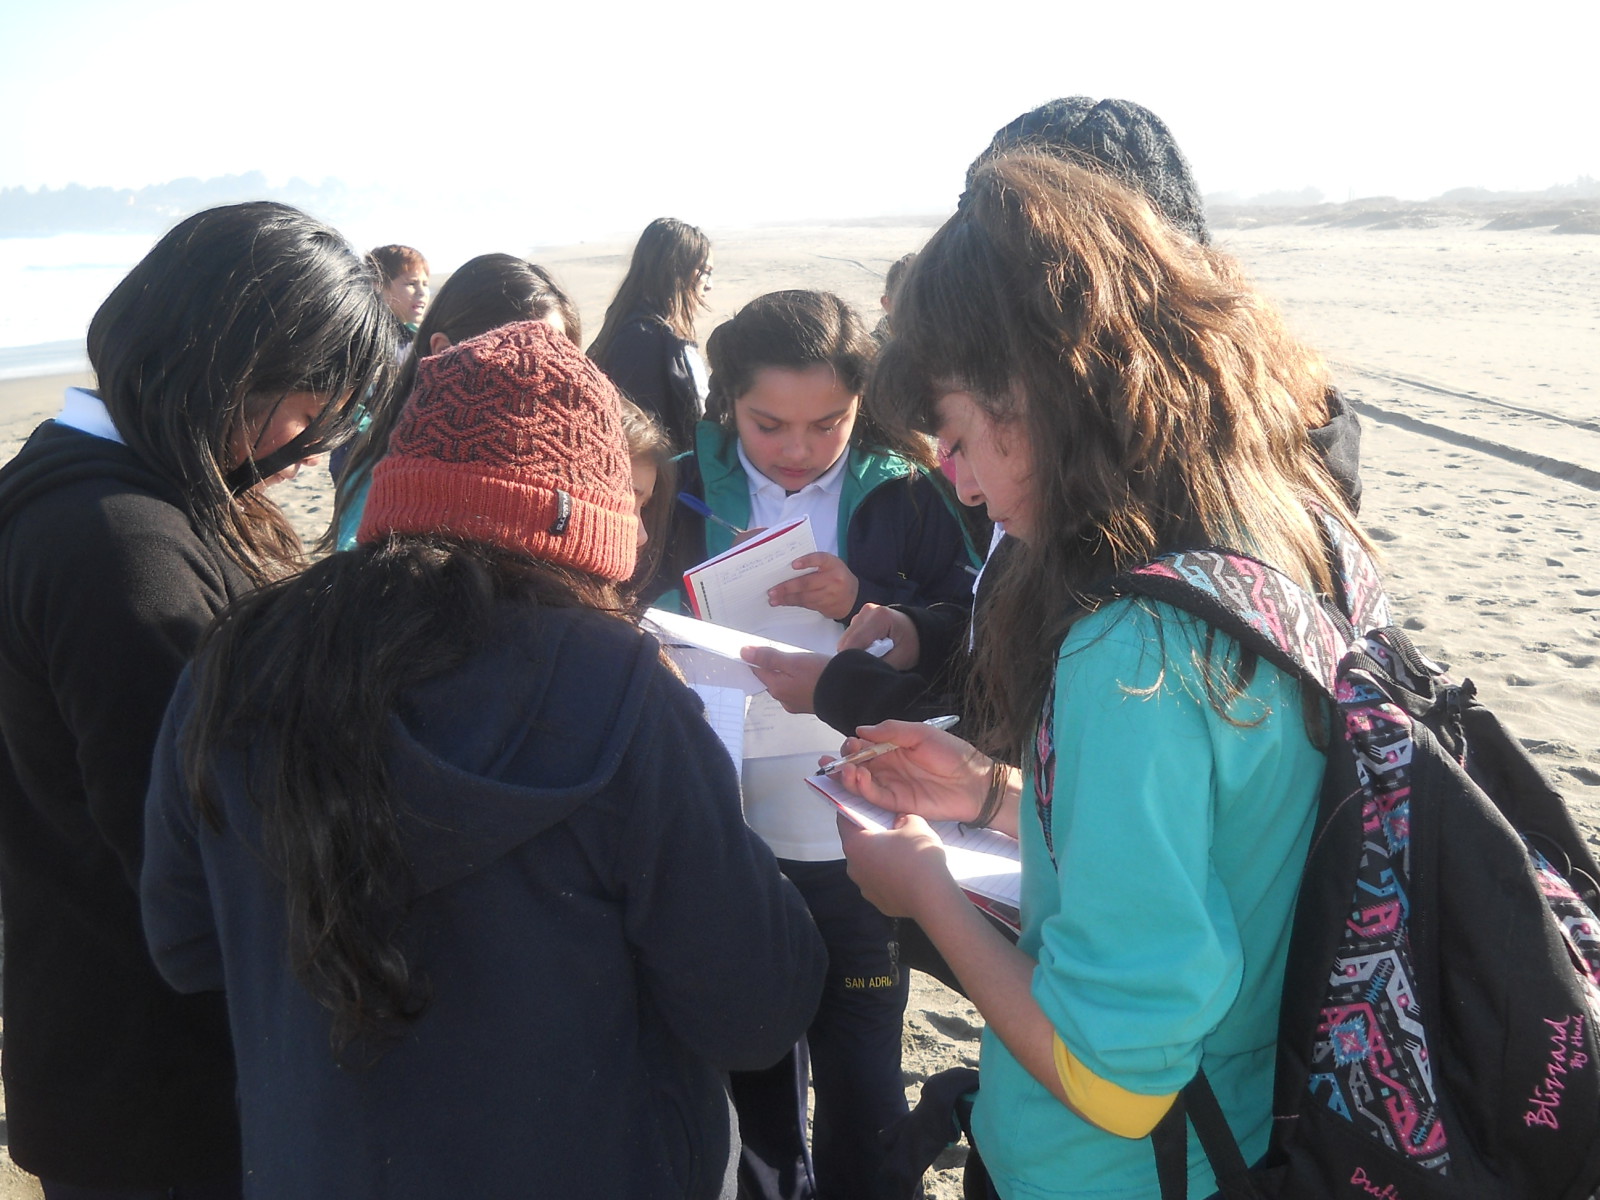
0 173 354 237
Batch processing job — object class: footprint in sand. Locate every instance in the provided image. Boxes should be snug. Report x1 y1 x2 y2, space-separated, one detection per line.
924 1010 984 1042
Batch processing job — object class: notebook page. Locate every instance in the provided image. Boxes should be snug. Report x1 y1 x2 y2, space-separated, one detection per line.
683 517 818 630
804 773 1022 911
689 684 748 781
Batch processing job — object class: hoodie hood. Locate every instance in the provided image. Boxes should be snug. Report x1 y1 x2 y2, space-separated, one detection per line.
0 421 186 529
389 606 665 896
1311 388 1364 513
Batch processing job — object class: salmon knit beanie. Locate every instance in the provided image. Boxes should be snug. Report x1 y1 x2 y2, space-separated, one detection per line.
357 320 638 581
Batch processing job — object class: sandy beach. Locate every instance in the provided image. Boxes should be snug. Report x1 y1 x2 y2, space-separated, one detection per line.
0 210 1594 1197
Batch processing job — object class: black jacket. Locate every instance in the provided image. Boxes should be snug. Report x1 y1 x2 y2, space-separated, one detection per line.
0 422 243 1186
593 312 703 453
142 604 826 1198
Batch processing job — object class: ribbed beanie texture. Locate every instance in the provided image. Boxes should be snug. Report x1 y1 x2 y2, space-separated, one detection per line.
965 96 1211 245
357 320 638 581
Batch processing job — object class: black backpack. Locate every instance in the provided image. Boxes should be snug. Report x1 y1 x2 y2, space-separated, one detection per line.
1101 522 1600 1200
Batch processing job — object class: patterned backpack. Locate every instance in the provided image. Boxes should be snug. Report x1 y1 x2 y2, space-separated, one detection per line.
1100 522 1600 1200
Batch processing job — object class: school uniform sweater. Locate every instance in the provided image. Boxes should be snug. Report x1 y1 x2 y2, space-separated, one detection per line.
656 420 978 620
0 421 243 1186
141 605 827 1199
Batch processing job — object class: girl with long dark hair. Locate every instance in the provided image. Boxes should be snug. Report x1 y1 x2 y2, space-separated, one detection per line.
332 251 581 549
140 321 824 1198
0 201 394 1197
588 216 713 452
833 153 1371 1199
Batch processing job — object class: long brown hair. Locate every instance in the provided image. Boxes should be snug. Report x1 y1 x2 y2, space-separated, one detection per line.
617 397 676 608
875 152 1365 759
587 218 710 360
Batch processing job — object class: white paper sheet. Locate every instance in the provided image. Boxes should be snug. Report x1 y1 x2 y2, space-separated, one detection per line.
743 691 845 760
643 610 818 695
805 772 1022 916
690 684 748 779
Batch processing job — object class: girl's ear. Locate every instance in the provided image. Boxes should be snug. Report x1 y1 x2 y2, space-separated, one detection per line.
427 332 452 355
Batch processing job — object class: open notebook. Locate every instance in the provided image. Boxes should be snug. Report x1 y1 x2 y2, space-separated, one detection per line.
806 772 1022 932
681 516 817 630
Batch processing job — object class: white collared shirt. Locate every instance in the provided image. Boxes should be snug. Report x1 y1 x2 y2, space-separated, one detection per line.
54 388 124 445
736 441 848 558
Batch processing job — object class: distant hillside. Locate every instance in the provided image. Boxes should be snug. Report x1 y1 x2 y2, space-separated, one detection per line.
0 174 359 237
1206 178 1600 234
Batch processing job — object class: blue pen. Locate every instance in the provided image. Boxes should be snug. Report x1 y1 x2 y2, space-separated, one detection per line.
677 491 747 536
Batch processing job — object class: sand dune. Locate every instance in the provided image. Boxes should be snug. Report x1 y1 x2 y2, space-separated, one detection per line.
0 214 1594 1198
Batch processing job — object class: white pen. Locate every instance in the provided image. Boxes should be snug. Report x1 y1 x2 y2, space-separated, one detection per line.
814 714 960 776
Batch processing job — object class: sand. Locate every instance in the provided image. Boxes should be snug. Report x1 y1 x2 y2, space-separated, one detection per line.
0 213 1594 1197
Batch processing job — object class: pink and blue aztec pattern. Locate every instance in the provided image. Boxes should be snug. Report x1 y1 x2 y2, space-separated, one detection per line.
1320 512 1392 634
1318 654 1449 1173
1530 845 1600 1022
1129 553 1349 690
1121 551 1452 1172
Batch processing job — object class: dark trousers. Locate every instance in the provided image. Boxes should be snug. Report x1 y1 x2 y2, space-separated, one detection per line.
733 858 912 1200
41 1182 241 1200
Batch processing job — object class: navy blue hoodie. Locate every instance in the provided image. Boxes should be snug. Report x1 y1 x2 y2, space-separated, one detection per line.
142 604 826 1199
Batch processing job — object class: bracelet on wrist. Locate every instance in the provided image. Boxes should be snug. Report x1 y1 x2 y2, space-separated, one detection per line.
970 761 1007 829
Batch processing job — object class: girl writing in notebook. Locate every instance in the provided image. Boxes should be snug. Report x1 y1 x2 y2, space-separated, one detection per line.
653 289 977 1200
832 153 1371 1199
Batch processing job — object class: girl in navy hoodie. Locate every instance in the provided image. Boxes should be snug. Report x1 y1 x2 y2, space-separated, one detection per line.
141 321 824 1199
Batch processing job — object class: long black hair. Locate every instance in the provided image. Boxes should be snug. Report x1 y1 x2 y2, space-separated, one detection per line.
329 254 581 546
183 535 633 1053
89 201 396 582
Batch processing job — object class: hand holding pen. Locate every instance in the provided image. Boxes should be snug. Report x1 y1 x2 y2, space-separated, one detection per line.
815 714 959 775
820 716 1009 833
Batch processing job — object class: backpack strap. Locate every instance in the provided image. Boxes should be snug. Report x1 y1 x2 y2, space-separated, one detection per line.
1152 1092 1189 1200
1181 1071 1270 1200
1315 508 1392 636
1099 547 1361 1200
1106 548 1351 696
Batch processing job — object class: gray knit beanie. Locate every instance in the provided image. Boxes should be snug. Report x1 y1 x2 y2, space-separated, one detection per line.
964 96 1210 244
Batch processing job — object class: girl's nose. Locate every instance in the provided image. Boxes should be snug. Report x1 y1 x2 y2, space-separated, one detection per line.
952 458 982 507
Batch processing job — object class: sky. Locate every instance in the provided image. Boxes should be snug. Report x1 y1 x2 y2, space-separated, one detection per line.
3 0 1598 254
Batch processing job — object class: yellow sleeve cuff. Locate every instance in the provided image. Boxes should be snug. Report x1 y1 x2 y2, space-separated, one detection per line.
1052 1032 1178 1139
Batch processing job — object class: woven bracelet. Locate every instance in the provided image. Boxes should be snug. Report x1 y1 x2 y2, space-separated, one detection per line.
970 761 1007 829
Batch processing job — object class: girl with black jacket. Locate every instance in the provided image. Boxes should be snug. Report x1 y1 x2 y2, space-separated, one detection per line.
0 202 394 1197
588 217 714 453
